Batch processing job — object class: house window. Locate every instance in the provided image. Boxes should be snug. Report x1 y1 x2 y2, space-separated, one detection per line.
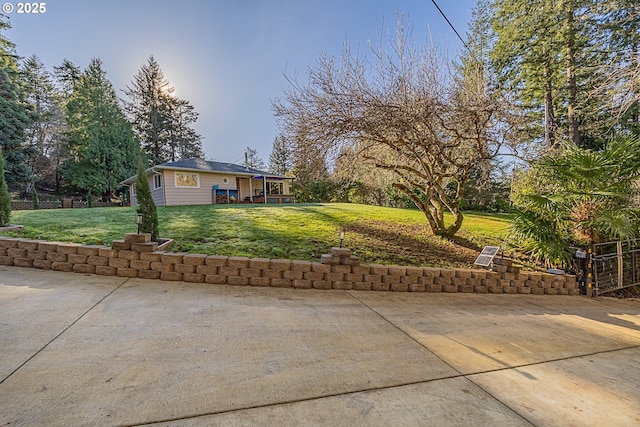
268 182 284 195
153 175 162 189
175 172 200 188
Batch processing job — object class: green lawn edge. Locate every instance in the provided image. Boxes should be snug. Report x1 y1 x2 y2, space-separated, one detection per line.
8 203 509 268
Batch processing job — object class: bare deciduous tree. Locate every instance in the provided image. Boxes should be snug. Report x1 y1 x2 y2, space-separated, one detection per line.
273 18 512 237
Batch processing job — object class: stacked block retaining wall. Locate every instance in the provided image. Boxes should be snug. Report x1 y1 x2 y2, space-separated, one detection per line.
0 235 579 295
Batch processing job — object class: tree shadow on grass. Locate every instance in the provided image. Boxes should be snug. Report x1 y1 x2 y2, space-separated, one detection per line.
161 205 485 268
344 220 479 267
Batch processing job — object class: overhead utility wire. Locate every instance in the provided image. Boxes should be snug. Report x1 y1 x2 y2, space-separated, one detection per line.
429 0 471 53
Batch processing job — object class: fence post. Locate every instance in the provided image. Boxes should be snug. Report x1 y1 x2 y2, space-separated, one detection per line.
616 241 624 292
587 246 594 297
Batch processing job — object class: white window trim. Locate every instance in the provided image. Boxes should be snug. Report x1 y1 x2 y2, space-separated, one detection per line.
153 174 163 190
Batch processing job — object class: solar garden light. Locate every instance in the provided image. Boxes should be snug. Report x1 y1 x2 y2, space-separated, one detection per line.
339 229 345 248
136 213 143 234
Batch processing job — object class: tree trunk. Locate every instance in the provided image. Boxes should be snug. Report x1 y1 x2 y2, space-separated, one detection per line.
543 54 557 149
445 208 464 237
631 37 638 126
565 4 580 146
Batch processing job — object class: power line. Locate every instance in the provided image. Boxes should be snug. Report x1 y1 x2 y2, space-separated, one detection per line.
430 0 471 53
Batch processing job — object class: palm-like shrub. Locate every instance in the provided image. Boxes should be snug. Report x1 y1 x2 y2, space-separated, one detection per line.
510 134 640 267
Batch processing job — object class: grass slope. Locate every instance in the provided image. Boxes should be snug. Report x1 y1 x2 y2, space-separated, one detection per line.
9 203 509 267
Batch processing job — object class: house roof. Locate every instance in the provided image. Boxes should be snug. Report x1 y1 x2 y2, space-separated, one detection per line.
156 158 276 176
120 158 291 185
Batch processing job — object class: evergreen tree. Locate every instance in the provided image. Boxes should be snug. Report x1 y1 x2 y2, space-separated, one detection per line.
51 59 80 192
135 155 158 240
244 147 265 170
21 55 65 192
0 147 10 226
596 0 639 134
0 16 34 191
61 58 139 199
491 0 561 148
167 97 203 160
268 135 291 175
125 56 202 165
491 0 607 150
53 59 81 95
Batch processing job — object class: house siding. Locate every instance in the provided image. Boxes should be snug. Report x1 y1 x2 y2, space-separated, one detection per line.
151 179 165 206
163 170 238 206
129 176 166 207
130 187 137 206
124 163 294 207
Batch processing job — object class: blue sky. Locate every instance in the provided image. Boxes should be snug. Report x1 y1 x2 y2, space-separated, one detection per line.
6 0 478 164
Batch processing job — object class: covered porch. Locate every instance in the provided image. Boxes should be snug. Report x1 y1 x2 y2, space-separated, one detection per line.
222 175 295 204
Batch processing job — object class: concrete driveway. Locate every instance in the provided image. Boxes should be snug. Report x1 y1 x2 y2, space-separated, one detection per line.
1 265 639 426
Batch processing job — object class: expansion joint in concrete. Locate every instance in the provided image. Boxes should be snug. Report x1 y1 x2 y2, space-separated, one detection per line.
0 278 130 386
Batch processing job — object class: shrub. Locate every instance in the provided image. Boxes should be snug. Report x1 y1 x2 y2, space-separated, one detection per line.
135 156 159 240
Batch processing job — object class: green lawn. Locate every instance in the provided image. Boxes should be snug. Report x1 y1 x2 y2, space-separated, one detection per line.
8 203 509 267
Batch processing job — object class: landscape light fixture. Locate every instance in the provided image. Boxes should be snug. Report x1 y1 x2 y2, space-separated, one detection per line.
339 229 345 248
136 213 143 234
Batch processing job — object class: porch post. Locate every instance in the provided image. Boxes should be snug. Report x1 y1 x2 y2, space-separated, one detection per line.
249 177 253 202
290 178 295 204
263 177 267 204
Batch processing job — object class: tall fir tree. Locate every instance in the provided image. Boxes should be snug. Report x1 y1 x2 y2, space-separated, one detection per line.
244 147 265 170
21 55 66 192
0 15 34 191
491 0 608 150
125 56 202 165
53 59 81 96
268 136 291 175
167 97 203 161
596 0 639 134
61 58 139 199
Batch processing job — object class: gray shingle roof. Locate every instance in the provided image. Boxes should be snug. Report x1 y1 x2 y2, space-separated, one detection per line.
120 158 290 185
156 158 280 177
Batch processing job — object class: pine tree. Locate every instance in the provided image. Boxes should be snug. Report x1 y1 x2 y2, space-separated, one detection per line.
135 155 158 240
268 136 291 175
244 147 265 170
61 58 139 198
125 56 202 165
596 0 639 133
53 59 81 96
0 147 11 226
167 97 203 160
21 55 66 192
491 0 614 150
0 16 34 191
52 59 80 192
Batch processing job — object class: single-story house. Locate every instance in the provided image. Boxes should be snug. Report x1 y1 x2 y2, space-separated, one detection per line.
120 158 295 206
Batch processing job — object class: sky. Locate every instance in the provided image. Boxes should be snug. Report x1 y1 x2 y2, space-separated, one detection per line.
5 0 478 164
